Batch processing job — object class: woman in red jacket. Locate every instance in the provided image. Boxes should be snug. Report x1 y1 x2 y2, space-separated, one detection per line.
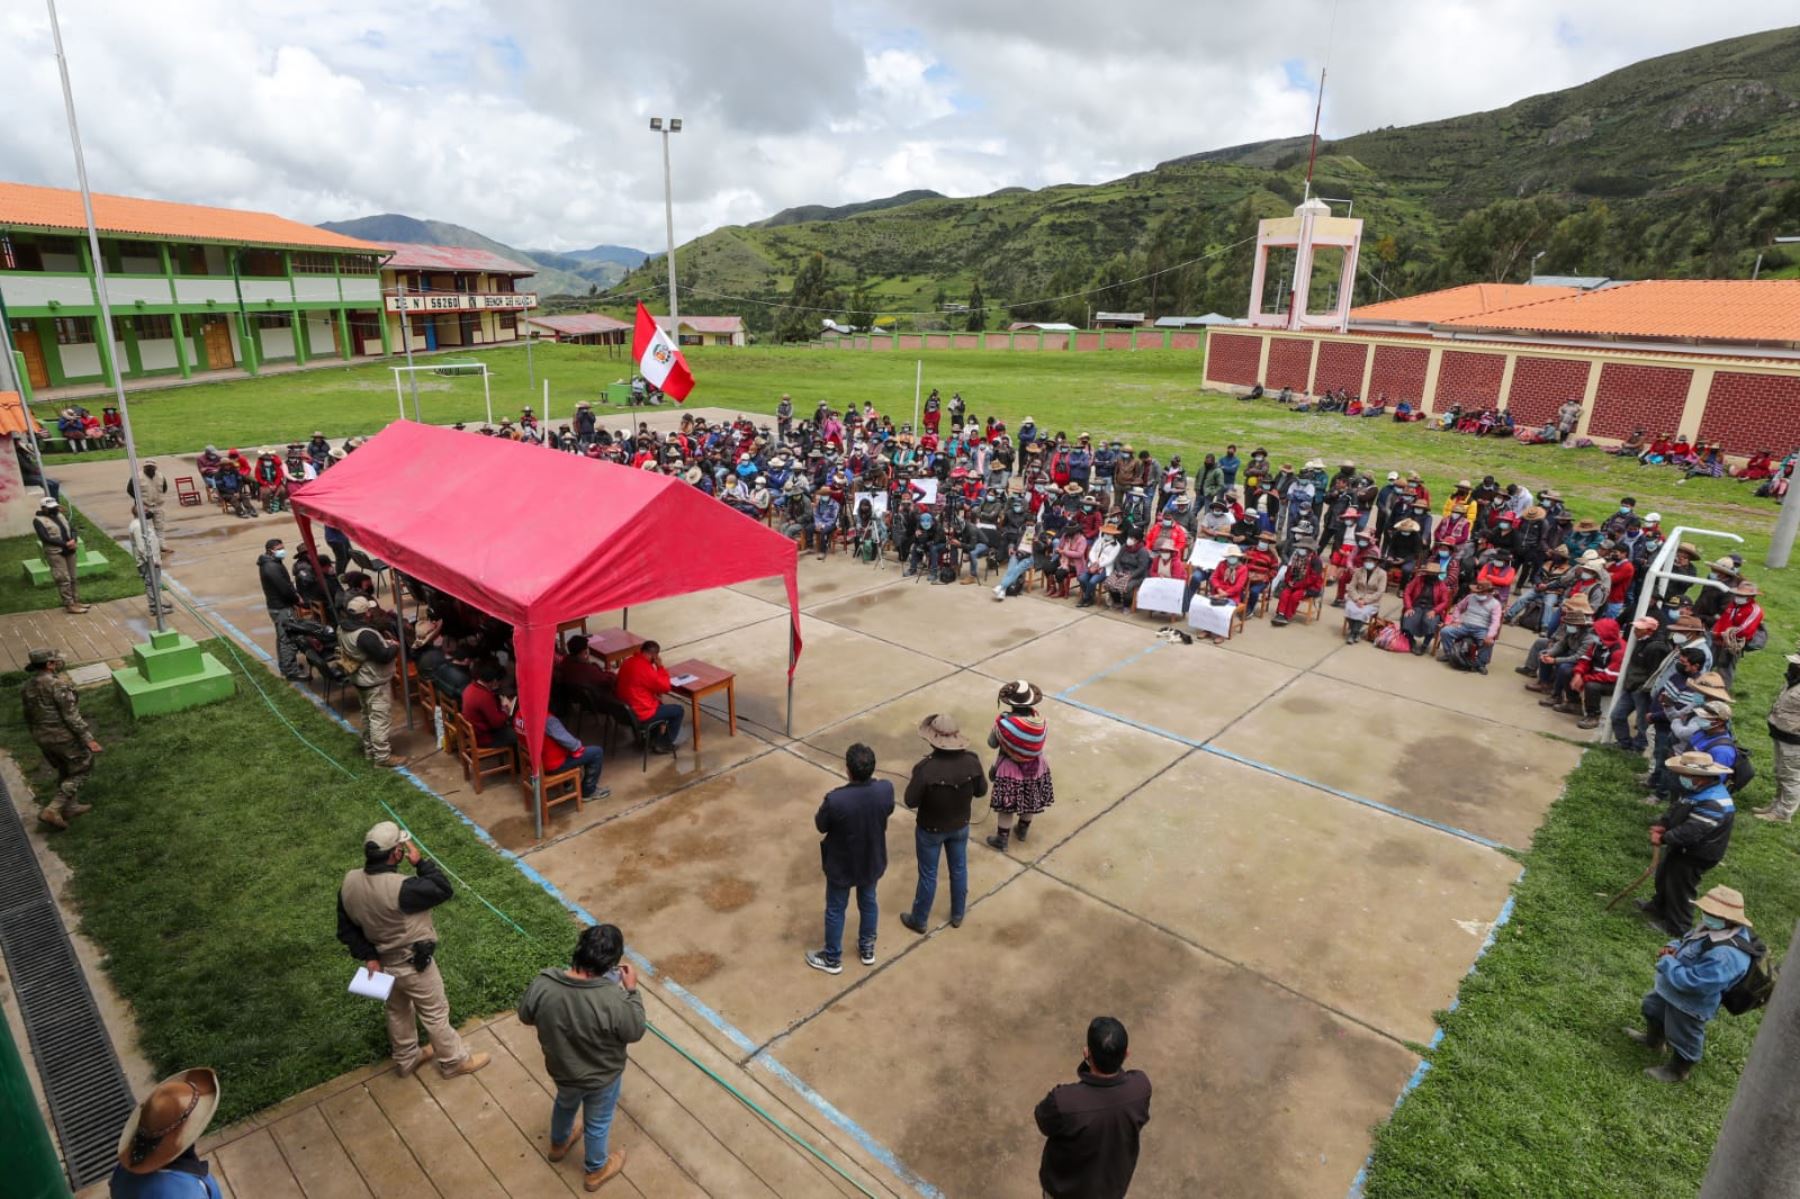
1399 561 1453 655
1271 549 1324 627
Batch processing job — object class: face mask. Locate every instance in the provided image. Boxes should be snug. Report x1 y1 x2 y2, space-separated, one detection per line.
1619 506 1631 514
1731 597 1747 606
274 549 287 560
1701 915 1727 931
1677 775 1700 792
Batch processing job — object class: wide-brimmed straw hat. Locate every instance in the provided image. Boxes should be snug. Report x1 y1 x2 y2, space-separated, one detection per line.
1669 614 1706 634
1696 885 1752 928
1733 581 1760 598
917 713 968 751
1710 557 1742 578
1664 750 1731 779
1691 672 1733 702
997 679 1043 708
1574 519 1600 532
118 1067 219 1174
1522 506 1547 521
1394 518 1420 533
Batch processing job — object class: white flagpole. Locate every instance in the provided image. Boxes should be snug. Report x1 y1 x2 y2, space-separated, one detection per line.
912 359 921 432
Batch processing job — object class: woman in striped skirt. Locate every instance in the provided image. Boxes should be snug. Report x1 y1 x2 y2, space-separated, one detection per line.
986 679 1055 852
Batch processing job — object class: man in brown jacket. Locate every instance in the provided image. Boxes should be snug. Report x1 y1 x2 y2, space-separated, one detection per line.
1036 1017 1152 1199
900 714 987 935
337 821 489 1079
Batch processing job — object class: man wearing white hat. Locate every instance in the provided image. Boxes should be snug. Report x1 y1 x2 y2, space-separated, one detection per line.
1626 884 1758 1083
110 1067 223 1196
338 821 489 1080
1755 651 1800 823
1640 751 1738 936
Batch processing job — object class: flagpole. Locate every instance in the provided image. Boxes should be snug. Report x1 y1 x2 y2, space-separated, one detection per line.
912 359 921 432
47 0 163 633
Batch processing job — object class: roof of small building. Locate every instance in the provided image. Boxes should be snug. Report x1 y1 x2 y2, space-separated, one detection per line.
383 242 535 275
1350 283 1580 326
0 180 385 252
0 391 42 437
654 315 745 335
1093 311 1146 323
1436 279 1800 346
525 313 630 336
1155 314 1240 327
1009 321 1078 332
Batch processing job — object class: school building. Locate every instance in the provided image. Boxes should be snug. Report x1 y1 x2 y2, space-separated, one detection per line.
381 243 537 352
0 181 391 391
1200 279 1800 456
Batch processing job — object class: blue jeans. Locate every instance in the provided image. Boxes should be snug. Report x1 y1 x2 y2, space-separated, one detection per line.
551 1074 622 1173
1180 568 1209 616
823 881 879 963
1438 626 1493 667
998 557 1032 592
1611 689 1652 751
646 701 685 745
1642 992 1707 1063
1077 568 1106 602
910 825 969 925
1601 601 1624 621
563 744 605 796
963 544 989 579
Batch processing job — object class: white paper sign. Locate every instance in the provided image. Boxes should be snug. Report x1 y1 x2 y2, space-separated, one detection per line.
1134 576 1189 615
909 478 940 506
349 967 395 1002
1187 598 1237 638
670 673 700 687
855 490 888 516
1188 539 1231 571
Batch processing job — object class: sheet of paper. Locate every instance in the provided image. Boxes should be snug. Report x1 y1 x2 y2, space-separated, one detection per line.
1187 599 1236 638
349 966 395 1002
1188 539 1230 571
670 673 700 687
1134 576 1188 615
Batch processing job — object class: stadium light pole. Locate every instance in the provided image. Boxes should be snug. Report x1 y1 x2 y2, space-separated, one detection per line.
650 117 682 330
46 0 164 633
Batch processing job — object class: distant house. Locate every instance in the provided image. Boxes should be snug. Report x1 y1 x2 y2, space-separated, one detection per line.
382 242 538 352
652 314 746 347
1155 314 1241 329
523 313 629 345
1092 312 1147 328
1009 321 1078 333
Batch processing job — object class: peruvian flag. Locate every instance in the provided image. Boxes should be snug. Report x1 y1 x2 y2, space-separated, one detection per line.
632 302 695 402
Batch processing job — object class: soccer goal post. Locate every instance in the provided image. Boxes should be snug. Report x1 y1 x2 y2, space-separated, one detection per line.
390 362 493 427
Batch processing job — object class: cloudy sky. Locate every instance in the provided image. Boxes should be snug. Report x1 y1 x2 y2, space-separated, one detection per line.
0 1 1791 253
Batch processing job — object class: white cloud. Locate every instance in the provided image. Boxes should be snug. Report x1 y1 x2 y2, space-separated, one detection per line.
0 0 1791 254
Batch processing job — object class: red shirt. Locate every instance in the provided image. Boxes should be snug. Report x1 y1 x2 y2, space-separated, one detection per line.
460 682 509 746
615 652 671 722
1606 560 1634 604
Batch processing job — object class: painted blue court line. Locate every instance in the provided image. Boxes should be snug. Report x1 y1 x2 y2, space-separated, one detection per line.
1053 640 1164 699
754 1053 946 1199
1053 693 1506 851
169 579 933 1197
1345 887 1521 1198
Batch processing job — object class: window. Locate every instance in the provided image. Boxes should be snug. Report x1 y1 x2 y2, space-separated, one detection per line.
494 275 515 293
239 250 285 277
499 312 518 332
254 312 292 329
1 233 79 272
340 255 378 276
113 315 175 339
54 317 95 345
106 240 162 273
171 244 210 275
409 316 429 338
292 252 338 275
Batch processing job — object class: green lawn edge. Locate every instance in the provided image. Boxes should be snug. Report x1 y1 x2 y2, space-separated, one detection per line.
0 638 578 1125
0 501 146 614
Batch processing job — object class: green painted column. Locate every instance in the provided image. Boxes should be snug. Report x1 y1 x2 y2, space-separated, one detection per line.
1164 330 1173 349
119 316 143 376
376 307 392 356
170 310 192 378
158 243 177 302
335 307 352 360
292 309 309 365
237 312 260 375
0 1013 68 1199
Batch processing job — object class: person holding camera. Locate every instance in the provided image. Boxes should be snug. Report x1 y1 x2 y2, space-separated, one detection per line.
520 924 646 1190
336 821 489 1080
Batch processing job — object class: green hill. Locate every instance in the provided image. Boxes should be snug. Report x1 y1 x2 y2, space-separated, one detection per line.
607 25 1800 338
318 214 606 296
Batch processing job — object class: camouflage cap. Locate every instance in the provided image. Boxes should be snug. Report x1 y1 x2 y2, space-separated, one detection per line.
27 647 60 667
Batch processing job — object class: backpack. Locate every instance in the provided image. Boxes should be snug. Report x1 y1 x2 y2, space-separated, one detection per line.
1513 596 1545 632
1447 636 1483 672
1710 933 1777 1015
1727 742 1756 794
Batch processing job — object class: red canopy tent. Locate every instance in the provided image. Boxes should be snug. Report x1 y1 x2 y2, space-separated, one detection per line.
288 422 800 829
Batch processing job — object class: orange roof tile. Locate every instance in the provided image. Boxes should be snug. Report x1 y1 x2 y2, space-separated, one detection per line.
0 392 44 437
1438 280 1800 346
1350 283 1580 325
0 181 387 252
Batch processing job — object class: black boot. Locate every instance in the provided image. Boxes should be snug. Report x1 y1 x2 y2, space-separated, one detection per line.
985 827 1010 851
1646 1056 1695 1084
1622 1025 1664 1050
1015 819 1031 843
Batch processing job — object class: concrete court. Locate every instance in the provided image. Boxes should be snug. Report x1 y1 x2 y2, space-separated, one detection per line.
45 422 1594 1199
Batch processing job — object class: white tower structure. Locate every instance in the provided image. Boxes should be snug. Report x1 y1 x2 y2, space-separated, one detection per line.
1245 197 1363 332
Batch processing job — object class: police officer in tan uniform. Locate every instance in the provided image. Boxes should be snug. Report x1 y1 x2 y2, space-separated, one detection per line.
336 821 489 1079
336 595 408 768
22 647 102 830
33 496 88 614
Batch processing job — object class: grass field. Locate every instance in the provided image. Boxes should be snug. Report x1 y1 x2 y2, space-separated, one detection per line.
0 639 577 1125
0 502 148 614
23 343 1800 1191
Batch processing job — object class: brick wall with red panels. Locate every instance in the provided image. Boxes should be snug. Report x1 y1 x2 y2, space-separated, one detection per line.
1134 331 1164 349
1169 332 1201 350
1312 340 1368 395
1506 356 1591 427
986 333 1011 349
1012 336 1039 351
1699 372 1800 455
1205 332 1262 384
1434 350 1506 410
1588 362 1693 440
1074 332 1102 352
869 337 892 351
924 335 950 349
953 335 980 349
896 335 922 350
1265 337 1315 391
1368 345 1431 405
1102 332 1133 350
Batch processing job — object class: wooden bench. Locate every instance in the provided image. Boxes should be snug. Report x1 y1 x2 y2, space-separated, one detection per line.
453 711 516 793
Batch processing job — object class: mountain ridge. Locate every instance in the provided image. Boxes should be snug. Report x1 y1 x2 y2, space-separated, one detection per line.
317 214 643 295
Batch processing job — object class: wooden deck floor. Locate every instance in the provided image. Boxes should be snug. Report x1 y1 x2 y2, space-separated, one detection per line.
0 595 207 672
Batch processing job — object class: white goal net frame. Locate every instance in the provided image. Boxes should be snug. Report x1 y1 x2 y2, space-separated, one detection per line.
390 362 493 426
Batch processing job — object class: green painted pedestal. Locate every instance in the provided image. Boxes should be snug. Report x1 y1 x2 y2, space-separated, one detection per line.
111 630 234 717
22 542 110 586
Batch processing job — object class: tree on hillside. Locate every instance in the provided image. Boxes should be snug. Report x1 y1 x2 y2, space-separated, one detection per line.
966 280 986 331
1448 196 1567 283
778 252 837 342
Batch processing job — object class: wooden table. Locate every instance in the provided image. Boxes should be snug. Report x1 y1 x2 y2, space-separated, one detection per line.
556 616 590 639
664 658 737 752
584 626 645 670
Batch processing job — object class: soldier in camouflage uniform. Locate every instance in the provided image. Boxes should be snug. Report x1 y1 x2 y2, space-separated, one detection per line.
21 648 103 830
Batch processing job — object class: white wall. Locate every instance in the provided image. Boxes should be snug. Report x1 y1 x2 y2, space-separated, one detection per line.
242 280 293 304
137 338 179 371
119 251 162 274
294 277 340 302
40 251 81 272
173 279 237 304
306 316 337 357
341 278 380 303
107 278 173 305
203 246 228 275
61 343 102 378
0 276 94 307
259 325 295 360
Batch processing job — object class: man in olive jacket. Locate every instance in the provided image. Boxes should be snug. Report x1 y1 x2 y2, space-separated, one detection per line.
519 924 646 1190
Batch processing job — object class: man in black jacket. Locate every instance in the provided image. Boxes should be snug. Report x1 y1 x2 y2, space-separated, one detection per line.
901 714 987 934
257 538 307 680
806 743 895 974
1036 1016 1152 1199
1610 615 1671 752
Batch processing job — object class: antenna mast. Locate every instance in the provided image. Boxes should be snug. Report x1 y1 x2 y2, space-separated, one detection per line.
1303 67 1326 202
